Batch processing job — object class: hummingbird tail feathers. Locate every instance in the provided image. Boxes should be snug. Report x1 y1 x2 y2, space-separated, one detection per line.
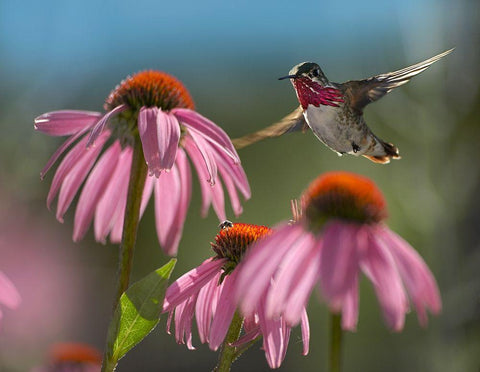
363 141 401 164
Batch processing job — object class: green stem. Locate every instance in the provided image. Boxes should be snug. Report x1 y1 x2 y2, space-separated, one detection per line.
215 312 244 372
329 312 343 372
101 138 148 372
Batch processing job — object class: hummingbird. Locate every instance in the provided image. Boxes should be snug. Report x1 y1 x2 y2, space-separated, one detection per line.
233 49 453 163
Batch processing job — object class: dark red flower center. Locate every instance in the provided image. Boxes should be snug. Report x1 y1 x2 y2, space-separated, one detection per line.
303 171 387 230
104 70 195 111
211 223 271 271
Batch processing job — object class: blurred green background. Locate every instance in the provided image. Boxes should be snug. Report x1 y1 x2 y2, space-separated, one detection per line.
1 0 479 371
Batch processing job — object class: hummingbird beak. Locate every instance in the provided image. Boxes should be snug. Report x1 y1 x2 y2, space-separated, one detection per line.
278 74 297 80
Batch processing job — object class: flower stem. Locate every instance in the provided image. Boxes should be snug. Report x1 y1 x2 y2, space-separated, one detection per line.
215 311 244 372
329 312 343 372
102 138 147 372
113 139 147 307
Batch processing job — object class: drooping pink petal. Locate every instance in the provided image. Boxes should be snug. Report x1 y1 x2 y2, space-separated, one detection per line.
138 107 180 177
341 275 359 331
266 233 315 320
56 131 109 222
183 137 212 217
184 136 228 222
209 270 239 351
0 271 21 309
40 128 91 179
174 296 197 350
73 141 122 241
34 110 102 136
46 134 90 208
156 110 181 170
174 149 192 237
257 297 291 369
278 236 320 326
378 227 441 326
187 129 217 186
87 104 127 148
300 309 310 356
172 108 240 161
237 224 304 316
231 324 261 347
138 107 162 177
320 221 360 307
360 229 408 331
214 148 250 199
196 271 222 344
163 258 225 312
154 166 182 256
109 178 130 244
210 178 226 222
218 165 242 216
184 125 238 163
94 147 132 243
153 149 192 256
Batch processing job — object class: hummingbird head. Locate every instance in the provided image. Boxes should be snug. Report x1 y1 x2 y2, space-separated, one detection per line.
279 62 344 109
279 62 328 85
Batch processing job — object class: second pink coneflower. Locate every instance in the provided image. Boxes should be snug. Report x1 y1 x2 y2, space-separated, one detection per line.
35 71 250 256
236 171 441 331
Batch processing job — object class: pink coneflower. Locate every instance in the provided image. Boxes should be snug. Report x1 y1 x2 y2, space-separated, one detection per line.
34 71 250 256
0 270 20 325
236 172 441 332
31 342 101 372
162 223 310 369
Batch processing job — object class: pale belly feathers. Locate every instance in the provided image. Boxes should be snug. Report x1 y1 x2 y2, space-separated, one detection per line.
303 104 370 156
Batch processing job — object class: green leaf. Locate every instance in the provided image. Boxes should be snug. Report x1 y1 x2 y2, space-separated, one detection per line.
104 259 176 370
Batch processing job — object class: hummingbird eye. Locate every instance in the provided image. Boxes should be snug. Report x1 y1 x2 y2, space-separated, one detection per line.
311 69 320 77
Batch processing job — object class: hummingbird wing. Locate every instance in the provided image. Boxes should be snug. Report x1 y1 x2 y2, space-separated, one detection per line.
345 48 453 111
232 106 308 149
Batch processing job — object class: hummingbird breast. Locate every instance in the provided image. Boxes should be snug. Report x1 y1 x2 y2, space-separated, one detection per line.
303 103 370 156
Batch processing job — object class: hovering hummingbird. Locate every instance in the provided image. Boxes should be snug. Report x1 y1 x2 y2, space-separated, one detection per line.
233 49 453 163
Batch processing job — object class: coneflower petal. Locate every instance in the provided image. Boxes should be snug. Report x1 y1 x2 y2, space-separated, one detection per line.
56 131 109 222
300 309 310 356
320 222 360 305
73 141 122 241
87 104 127 148
172 108 239 160
360 230 408 331
94 148 132 243
163 258 225 312
187 129 218 186
196 271 222 344
379 227 441 325
209 271 239 351
237 223 303 316
34 110 102 136
154 165 181 256
341 275 359 331
156 110 181 171
0 271 21 309
183 137 213 217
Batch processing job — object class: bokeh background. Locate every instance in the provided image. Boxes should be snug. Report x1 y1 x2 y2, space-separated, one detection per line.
1 0 479 371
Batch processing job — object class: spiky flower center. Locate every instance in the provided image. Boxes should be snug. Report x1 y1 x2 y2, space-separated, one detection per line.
303 171 387 231
105 70 195 112
211 223 271 275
